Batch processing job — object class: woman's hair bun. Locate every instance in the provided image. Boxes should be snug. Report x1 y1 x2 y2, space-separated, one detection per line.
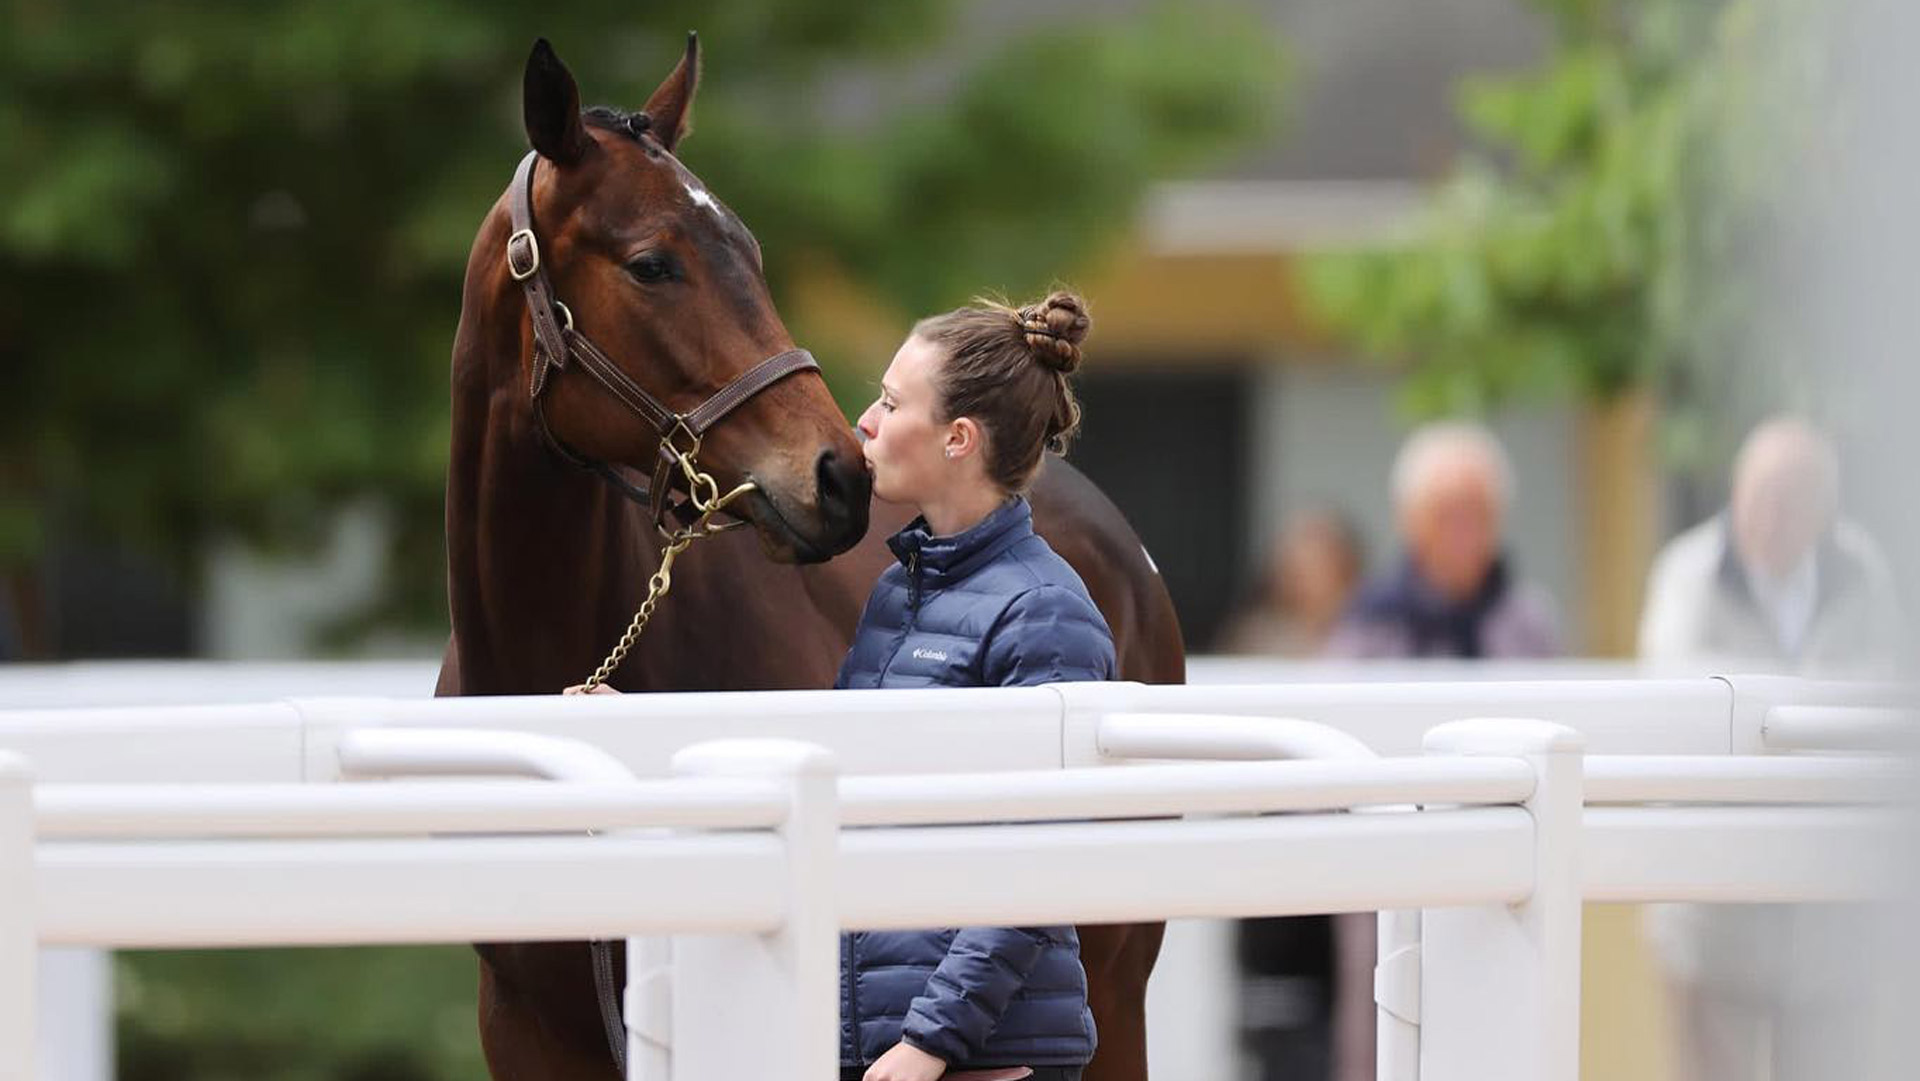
1017 291 1090 374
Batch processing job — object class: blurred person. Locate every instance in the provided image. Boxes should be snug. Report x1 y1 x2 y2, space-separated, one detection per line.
1218 511 1362 1079
1639 416 1906 1081
1325 421 1561 660
1639 415 1907 672
1217 509 1366 656
1318 421 1561 1081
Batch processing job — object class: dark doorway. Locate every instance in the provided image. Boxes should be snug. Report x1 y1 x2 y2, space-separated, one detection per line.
1068 365 1252 650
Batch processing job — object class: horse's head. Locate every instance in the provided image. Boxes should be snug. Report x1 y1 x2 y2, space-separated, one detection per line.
501 37 868 562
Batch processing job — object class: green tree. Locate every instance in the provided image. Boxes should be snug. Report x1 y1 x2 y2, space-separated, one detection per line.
1302 0 1833 473
0 0 1284 652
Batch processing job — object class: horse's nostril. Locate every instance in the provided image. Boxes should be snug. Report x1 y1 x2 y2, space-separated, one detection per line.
816 447 871 522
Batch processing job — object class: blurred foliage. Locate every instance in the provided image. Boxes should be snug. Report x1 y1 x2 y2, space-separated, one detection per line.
1303 0 1835 470
0 0 1284 646
118 947 484 1081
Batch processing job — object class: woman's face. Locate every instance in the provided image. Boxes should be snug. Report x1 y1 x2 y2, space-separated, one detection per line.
856 335 952 506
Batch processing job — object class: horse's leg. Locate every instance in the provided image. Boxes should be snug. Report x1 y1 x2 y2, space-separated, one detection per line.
476 944 621 1081
1079 921 1168 1081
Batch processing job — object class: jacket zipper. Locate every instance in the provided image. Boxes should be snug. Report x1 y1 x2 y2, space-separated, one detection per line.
906 552 922 619
878 551 921 680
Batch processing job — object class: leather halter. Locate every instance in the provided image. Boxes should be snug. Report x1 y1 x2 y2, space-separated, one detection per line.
505 150 821 535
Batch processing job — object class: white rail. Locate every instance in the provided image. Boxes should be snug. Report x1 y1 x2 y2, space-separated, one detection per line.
34 777 791 839
0 673 1910 1081
838 757 1532 825
1762 704 1916 751
1583 755 1912 804
36 832 789 948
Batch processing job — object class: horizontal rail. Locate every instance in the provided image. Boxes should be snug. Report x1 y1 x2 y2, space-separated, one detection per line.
1582 806 1899 903
35 757 1539 838
337 727 639 783
1762 705 1916 752
6 676 1915 787
1097 712 1378 761
838 758 1534 826
838 807 1534 928
1584 756 1913 804
1057 679 1745 755
0 702 307 783
294 689 1069 779
34 779 790 839
20 780 1904 946
36 833 787 948
32 807 1533 948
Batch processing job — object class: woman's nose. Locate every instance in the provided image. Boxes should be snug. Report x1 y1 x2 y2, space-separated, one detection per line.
856 405 878 439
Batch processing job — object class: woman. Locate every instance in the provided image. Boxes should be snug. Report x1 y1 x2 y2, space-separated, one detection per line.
571 290 1111 1081
837 291 1111 1081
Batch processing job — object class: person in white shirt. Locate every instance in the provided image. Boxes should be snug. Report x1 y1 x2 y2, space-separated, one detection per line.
1638 415 1906 673
1637 415 1906 1081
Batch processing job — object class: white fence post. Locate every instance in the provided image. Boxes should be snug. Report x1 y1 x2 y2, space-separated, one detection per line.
669 740 838 1081
1374 908 1421 1081
1418 719 1583 1081
626 936 673 1081
1 751 37 1081
37 948 113 1081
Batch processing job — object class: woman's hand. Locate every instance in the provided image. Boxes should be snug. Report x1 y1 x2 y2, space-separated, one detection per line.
562 683 622 695
863 1041 947 1081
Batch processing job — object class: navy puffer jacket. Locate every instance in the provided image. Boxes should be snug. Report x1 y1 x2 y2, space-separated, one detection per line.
835 496 1112 1068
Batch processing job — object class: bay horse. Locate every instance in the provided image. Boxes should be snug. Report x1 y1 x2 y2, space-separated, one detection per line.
438 37 1185 1081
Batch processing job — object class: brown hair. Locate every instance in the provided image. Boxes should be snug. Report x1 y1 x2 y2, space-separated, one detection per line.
912 290 1091 493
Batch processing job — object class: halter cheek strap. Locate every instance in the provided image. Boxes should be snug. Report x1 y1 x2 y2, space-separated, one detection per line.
505 150 821 534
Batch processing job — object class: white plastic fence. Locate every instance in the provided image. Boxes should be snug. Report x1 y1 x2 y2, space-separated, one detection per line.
0 672 1910 1081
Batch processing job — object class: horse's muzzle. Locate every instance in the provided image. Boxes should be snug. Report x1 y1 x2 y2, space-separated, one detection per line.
809 445 871 557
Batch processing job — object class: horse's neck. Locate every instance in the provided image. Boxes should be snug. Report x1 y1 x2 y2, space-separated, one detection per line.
443 347 842 695
444 334 661 694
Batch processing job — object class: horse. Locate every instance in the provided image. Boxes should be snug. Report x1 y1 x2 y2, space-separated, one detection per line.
437 37 1186 1081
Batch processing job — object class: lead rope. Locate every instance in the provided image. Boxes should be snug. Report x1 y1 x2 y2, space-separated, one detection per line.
591 940 627 1074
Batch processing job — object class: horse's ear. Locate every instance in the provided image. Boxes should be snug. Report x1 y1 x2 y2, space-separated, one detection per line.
524 38 590 166
642 32 700 152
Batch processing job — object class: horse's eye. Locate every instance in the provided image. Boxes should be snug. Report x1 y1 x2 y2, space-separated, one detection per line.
624 252 676 283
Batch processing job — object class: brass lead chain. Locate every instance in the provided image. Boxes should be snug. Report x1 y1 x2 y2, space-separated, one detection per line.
577 447 760 691
580 532 691 690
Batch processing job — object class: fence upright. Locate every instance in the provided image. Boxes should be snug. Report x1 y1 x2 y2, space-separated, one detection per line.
1 752 36 1081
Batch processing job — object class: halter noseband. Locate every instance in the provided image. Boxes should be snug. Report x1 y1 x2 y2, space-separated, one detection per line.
505 150 821 535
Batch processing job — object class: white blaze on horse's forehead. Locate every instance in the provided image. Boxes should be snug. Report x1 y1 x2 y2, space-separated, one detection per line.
684 183 723 218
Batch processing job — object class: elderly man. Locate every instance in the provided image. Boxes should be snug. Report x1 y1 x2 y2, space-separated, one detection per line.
1638 416 1904 1081
1639 415 1905 671
1326 421 1560 659
1315 422 1561 1081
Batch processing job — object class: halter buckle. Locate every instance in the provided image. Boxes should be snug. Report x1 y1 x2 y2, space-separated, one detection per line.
506 229 541 281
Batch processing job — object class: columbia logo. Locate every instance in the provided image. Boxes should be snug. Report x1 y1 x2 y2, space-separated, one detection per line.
911 648 948 662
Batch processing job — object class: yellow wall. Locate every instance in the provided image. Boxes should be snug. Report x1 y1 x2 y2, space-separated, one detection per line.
1584 905 1677 1081
1579 392 1662 657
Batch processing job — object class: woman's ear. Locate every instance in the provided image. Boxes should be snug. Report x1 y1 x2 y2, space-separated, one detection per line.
945 417 983 461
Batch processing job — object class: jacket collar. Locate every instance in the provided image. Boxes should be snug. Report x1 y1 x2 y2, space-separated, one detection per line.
1349 554 1515 659
1713 514 1861 624
886 497 1033 587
